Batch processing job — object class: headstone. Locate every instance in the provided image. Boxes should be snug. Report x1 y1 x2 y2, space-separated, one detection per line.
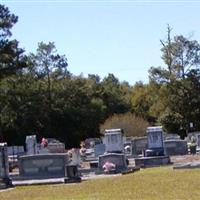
45 138 65 153
94 144 105 157
145 126 164 157
187 132 200 143
7 146 25 156
147 126 163 148
99 129 127 173
197 134 200 147
132 137 147 155
68 148 81 166
98 153 127 172
38 138 65 154
0 143 12 189
85 138 101 149
18 153 68 178
47 142 65 153
124 137 133 155
103 129 124 153
164 134 180 140
186 132 200 154
135 127 170 167
64 165 81 183
26 135 37 155
164 140 188 155
7 146 25 170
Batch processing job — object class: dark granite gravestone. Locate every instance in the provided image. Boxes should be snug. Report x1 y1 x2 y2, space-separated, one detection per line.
135 126 170 168
145 126 164 157
0 143 12 189
94 144 105 157
64 165 81 183
18 154 68 179
197 134 200 147
132 137 147 155
164 140 188 155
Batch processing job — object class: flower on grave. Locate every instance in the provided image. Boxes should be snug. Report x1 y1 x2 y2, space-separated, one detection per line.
41 138 48 148
103 161 116 173
188 136 197 147
79 147 86 156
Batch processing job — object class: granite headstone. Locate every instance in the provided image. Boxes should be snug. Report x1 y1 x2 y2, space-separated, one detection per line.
26 135 37 155
0 143 12 189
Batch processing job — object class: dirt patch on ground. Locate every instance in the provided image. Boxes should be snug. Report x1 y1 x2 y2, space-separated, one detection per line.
170 154 200 164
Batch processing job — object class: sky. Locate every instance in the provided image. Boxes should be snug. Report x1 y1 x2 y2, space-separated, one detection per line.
2 0 200 85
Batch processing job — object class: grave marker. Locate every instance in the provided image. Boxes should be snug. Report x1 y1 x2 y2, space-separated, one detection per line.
26 135 37 155
146 126 164 157
0 143 12 189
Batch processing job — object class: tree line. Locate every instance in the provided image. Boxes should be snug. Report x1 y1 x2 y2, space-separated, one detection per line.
0 5 200 147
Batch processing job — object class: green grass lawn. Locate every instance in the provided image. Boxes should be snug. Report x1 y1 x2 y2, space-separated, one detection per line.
1 167 200 200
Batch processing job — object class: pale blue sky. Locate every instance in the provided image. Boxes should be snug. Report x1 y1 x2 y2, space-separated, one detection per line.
3 0 200 85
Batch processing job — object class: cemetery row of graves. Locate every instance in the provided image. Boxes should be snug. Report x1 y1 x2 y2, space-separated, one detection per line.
0 127 200 190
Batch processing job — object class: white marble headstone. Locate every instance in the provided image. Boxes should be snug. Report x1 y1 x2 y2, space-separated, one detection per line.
68 149 81 166
26 135 37 155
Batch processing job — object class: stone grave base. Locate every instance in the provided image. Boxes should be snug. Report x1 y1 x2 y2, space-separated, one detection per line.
98 153 127 173
64 177 81 183
173 162 200 170
0 178 13 189
134 155 171 168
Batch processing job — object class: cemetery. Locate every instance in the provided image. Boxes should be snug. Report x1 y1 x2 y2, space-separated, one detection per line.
0 127 200 190
1 2 200 199
0 127 200 200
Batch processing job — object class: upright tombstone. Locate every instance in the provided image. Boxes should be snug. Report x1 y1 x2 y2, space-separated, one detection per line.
99 129 127 173
103 129 124 153
124 137 133 155
0 143 12 189
135 126 170 167
197 134 200 147
145 126 164 157
26 135 37 155
94 143 105 157
65 149 82 183
132 136 148 156
68 148 81 166
196 134 200 153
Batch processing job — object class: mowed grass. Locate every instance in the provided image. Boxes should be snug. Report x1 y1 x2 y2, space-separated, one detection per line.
1 167 200 200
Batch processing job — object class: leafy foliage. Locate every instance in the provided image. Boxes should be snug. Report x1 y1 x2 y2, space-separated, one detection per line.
100 112 149 137
1 6 200 146
0 4 29 79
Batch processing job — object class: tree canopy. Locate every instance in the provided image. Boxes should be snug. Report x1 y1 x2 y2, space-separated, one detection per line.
1 6 200 146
